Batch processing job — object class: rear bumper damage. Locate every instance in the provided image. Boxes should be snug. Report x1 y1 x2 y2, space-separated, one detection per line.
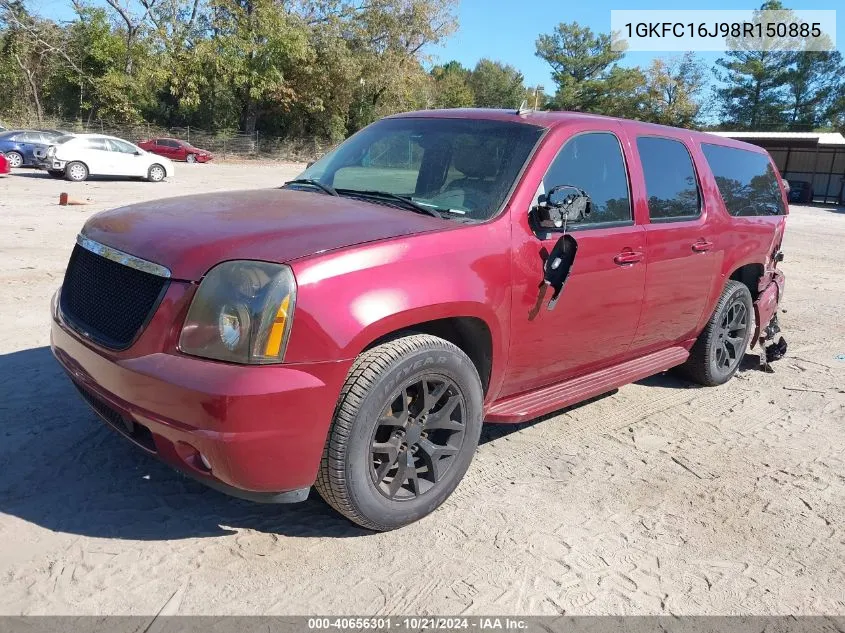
753 269 787 369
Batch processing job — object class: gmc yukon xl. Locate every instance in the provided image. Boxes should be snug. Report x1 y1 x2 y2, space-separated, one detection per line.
51 109 787 530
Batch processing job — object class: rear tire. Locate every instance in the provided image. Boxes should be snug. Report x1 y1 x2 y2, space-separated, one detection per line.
315 334 483 531
6 151 23 168
65 161 88 182
679 280 754 386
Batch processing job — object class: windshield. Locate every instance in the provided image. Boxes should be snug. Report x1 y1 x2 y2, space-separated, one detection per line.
297 117 544 221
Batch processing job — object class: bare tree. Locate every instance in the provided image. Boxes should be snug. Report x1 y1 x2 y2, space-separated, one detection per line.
103 0 159 74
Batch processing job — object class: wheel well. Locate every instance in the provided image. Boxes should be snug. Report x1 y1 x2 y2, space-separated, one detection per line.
729 263 764 300
364 317 493 395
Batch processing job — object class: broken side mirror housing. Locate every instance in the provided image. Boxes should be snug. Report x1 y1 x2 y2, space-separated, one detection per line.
532 185 591 229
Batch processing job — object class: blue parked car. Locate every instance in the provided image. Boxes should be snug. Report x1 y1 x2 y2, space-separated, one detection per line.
0 130 65 168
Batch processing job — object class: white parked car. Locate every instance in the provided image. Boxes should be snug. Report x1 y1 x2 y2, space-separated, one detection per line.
43 134 174 182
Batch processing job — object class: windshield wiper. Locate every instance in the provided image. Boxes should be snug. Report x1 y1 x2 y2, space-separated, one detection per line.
284 178 339 196
336 189 441 218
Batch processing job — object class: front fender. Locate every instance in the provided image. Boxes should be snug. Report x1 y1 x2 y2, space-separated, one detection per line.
285 223 512 394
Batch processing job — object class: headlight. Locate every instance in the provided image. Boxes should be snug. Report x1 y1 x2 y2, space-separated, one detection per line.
179 261 296 364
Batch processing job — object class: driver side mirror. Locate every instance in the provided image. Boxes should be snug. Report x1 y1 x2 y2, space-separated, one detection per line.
532 185 591 229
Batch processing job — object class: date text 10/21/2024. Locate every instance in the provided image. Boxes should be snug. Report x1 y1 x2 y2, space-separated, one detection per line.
307 617 529 631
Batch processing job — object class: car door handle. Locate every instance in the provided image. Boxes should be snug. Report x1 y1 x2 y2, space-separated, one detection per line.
614 250 644 265
692 239 714 253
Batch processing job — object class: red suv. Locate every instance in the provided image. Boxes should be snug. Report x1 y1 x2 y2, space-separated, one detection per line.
51 109 787 530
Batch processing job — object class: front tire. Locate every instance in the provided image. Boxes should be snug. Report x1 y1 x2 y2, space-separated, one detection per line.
680 280 754 386
315 334 483 531
65 161 88 182
186 153 197 164
47 169 64 179
147 164 166 182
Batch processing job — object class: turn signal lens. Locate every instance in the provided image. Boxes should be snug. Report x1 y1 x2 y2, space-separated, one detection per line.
263 295 291 357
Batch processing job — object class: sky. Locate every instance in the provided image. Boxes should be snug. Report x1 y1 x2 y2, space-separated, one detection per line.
432 0 844 89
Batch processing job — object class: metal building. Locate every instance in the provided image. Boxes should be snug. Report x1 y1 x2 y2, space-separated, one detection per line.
708 131 845 205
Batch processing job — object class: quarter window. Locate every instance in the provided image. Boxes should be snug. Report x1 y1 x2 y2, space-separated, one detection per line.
108 139 138 154
637 136 701 221
542 132 631 225
701 144 785 216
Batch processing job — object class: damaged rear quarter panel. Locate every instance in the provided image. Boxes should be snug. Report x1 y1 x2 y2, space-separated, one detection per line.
753 269 785 346
688 140 789 336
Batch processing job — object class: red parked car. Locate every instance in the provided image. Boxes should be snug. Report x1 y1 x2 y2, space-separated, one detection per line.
137 137 213 163
0 151 9 175
51 109 788 530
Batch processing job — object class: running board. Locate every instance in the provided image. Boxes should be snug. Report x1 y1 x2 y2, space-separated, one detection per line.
486 347 689 423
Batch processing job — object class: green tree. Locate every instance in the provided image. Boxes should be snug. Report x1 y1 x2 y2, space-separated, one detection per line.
643 53 707 127
535 22 623 112
0 1 68 121
467 58 526 108
582 65 647 119
536 21 643 116
56 6 140 122
208 0 311 134
783 49 843 130
713 1 793 130
343 0 457 131
430 61 473 108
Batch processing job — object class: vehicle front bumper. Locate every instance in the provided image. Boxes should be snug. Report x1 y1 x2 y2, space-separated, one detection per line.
51 308 351 502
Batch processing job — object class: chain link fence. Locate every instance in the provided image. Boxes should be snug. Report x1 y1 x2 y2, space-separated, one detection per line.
1 117 331 162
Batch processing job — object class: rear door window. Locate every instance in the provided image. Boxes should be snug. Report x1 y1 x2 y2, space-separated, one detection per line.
637 136 701 221
86 138 110 151
701 144 785 216
107 139 138 154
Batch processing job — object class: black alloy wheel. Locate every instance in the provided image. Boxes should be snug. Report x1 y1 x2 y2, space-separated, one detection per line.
679 280 754 386
369 376 466 501
712 298 749 373
315 333 483 531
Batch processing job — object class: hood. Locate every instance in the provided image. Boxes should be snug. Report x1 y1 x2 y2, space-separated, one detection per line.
81 188 452 280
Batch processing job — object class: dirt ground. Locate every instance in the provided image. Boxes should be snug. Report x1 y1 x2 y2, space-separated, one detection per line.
0 163 843 616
